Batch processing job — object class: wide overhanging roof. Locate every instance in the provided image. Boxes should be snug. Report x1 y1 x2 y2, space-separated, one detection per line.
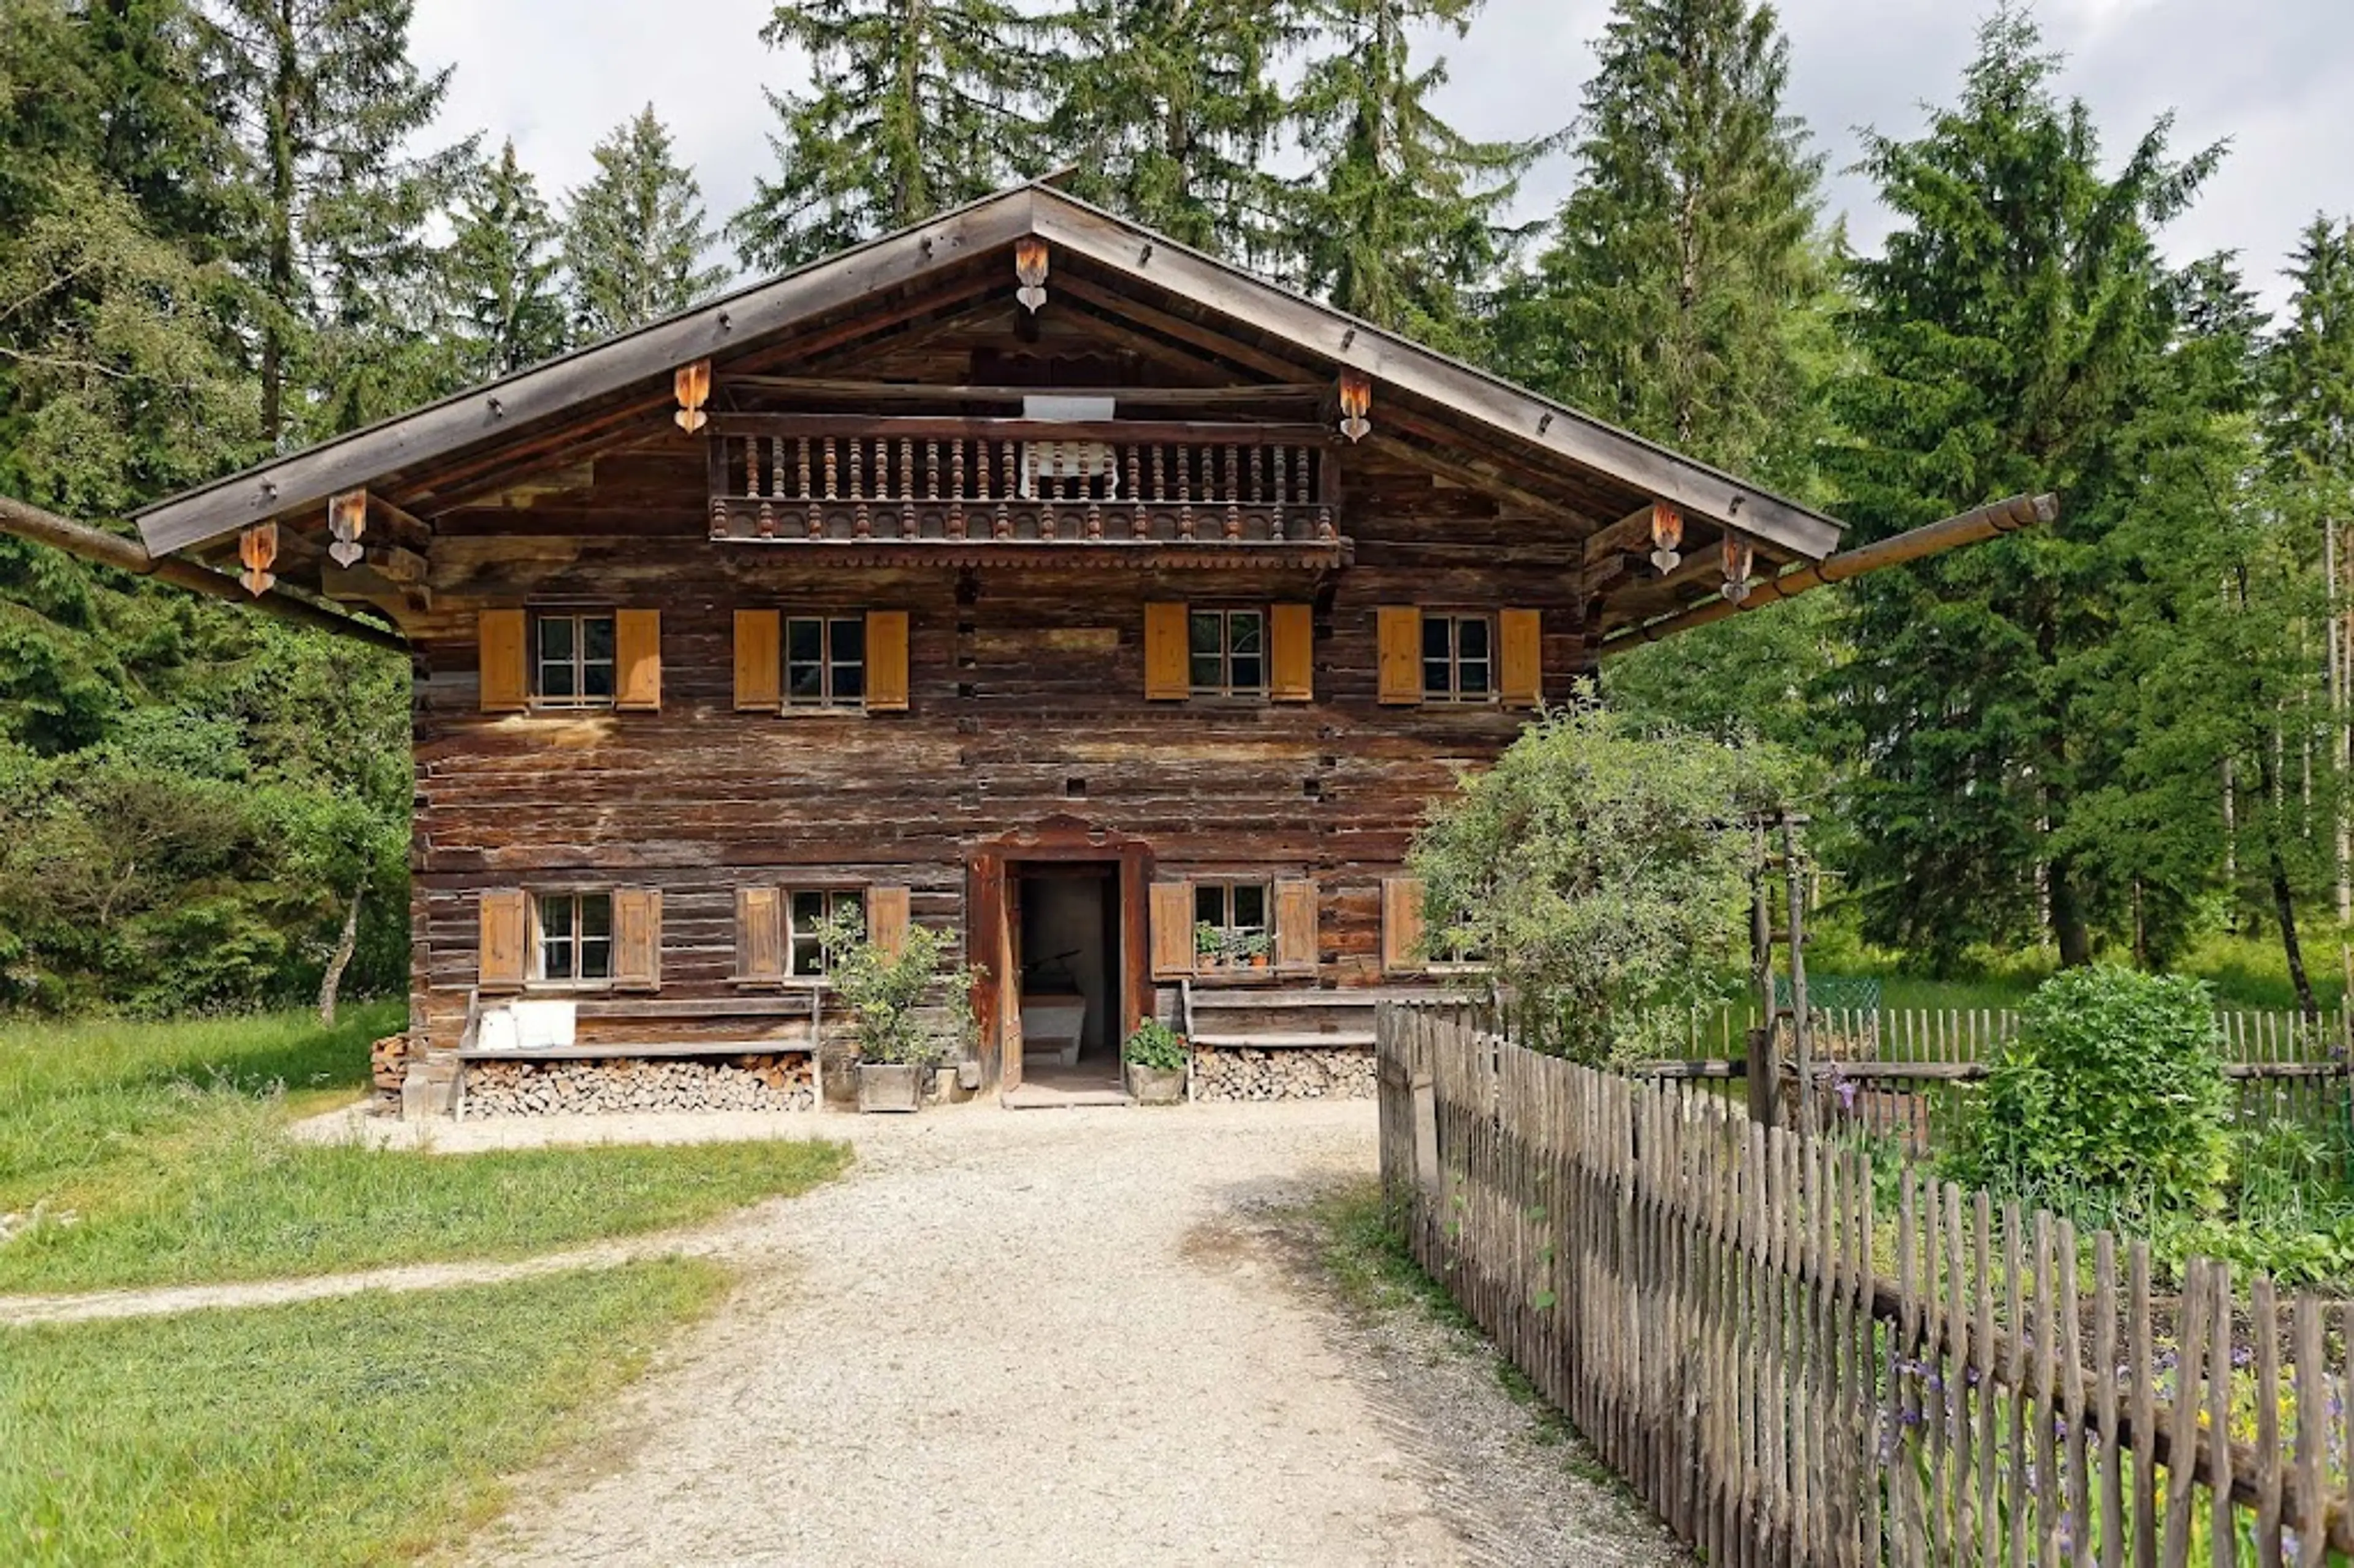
132 181 1846 564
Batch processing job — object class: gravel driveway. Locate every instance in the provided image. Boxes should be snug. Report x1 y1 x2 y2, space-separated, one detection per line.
464 1100 1685 1567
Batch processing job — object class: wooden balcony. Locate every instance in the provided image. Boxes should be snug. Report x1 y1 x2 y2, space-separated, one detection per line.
705 416 1344 564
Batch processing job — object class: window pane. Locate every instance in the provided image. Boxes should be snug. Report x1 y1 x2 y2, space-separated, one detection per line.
791 935 822 975
1423 658 1452 696
539 658 577 699
838 890 866 932
1233 883 1267 929
1422 617 1450 660
579 894 612 938
582 617 615 662
787 618 823 663
792 890 826 930
1194 883 1225 927
829 617 864 664
1458 657 1491 696
1229 655 1263 691
578 937 612 980
542 939 574 980
1189 611 1223 657
581 660 614 699
1228 613 1263 655
831 662 864 702
788 661 825 701
538 894 574 939
1189 653 1223 691
1455 617 1490 659
538 618 574 662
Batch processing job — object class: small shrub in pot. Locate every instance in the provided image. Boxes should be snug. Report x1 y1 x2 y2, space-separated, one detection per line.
815 909 977 1113
1122 1020 1188 1105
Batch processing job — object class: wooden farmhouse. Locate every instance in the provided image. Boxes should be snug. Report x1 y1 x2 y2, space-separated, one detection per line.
55 180 2047 1114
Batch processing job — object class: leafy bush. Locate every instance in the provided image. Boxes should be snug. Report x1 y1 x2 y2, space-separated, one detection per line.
1121 1020 1187 1071
813 908 976 1067
1948 966 2231 1222
1409 691 1793 1064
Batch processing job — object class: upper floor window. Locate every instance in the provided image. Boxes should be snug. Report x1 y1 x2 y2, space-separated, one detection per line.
536 891 613 981
790 887 867 975
535 612 615 707
1422 612 1495 703
1192 879 1271 968
788 615 866 709
1189 608 1267 698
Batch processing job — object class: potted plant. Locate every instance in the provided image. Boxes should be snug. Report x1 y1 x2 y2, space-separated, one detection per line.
1235 931 1272 970
1122 1019 1189 1105
815 908 976 1113
1195 920 1230 970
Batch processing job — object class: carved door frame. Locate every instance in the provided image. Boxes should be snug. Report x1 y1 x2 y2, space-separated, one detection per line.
967 815 1151 1094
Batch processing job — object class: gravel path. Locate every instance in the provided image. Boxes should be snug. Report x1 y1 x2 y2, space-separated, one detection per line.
457 1101 1686 1567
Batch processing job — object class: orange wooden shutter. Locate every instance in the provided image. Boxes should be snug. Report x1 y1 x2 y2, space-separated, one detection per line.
867 884 912 956
865 611 910 711
1144 602 1189 701
1382 877 1426 974
1376 607 1422 705
1149 881 1195 978
1499 608 1542 709
478 609 528 713
614 886 662 989
736 886 784 981
614 609 661 711
1270 603 1313 702
478 888 528 987
734 611 781 710
1274 878 1319 972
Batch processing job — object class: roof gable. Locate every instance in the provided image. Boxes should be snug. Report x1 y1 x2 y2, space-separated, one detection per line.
133 182 1843 563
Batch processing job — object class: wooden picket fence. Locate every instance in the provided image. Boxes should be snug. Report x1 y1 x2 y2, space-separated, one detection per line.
1378 1003 2354 1566
1675 1005 2354 1161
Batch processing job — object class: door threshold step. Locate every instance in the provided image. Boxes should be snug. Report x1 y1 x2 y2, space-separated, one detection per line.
1002 1086 1132 1109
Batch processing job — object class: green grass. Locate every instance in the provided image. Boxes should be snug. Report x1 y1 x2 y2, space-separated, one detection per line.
0 1258 726 1566
0 1008 851 1294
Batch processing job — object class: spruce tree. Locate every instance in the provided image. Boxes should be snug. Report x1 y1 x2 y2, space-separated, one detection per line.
1826 5 2220 970
562 105 728 340
730 0 1049 271
1043 0 1302 261
1288 0 1547 349
205 0 471 443
1499 0 1824 470
446 139 568 379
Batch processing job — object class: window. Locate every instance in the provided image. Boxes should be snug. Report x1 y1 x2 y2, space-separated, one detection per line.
1422 612 1494 702
1188 608 1266 697
790 888 866 975
535 891 613 981
1192 880 1270 969
787 616 866 709
534 612 616 706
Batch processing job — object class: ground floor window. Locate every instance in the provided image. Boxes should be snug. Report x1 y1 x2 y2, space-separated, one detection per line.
1192 880 1271 968
790 887 867 975
535 891 613 981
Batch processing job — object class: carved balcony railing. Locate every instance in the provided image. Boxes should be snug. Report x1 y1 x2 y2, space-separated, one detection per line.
706 416 1339 548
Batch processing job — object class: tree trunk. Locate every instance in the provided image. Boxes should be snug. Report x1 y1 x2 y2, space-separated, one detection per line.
318 878 364 1026
2252 738 2321 1018
2049 853 2092 968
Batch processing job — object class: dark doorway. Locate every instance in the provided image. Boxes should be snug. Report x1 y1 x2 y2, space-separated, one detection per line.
1013 861 1123 1098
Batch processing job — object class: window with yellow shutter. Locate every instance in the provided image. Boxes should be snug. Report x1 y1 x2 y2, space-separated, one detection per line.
737 608 910 714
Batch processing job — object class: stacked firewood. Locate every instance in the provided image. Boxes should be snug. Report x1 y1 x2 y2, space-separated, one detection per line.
461 1055 816 1117
370 1033 410 1092
1190 1046 1376 1102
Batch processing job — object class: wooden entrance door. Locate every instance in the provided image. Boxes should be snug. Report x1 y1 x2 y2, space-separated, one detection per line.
967 817 1152 1096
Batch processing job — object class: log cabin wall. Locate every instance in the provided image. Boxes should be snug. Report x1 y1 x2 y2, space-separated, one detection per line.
405 437 1588 1074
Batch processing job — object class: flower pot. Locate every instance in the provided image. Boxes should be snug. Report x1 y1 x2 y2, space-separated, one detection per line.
1126 1062 1186 1106
856 1061 923 1113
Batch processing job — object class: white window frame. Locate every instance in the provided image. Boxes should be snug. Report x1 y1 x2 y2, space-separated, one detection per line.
531 611 617 709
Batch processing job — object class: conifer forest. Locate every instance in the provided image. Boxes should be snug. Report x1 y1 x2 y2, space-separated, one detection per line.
3 0 2351 1018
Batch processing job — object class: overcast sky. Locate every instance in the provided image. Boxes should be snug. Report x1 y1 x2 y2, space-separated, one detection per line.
409 0 2354 312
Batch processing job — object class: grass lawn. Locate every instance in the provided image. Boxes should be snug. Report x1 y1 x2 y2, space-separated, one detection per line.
0 1258 726 1566
0 1008 850 1294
